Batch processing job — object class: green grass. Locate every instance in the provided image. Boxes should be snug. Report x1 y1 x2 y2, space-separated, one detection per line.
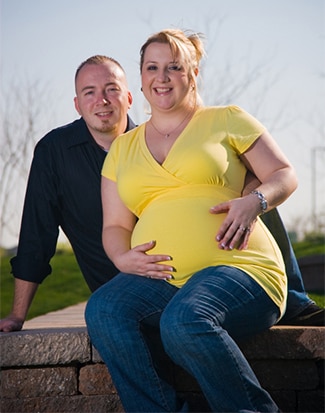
1 238 324 320
308 292 325 308
291 236 325 308
292 235 325 307
0 246 90 320
292 238 325 259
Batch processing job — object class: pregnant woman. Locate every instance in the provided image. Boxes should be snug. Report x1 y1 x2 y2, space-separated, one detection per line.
85 28 297 413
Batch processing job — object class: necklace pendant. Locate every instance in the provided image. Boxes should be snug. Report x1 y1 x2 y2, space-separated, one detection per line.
149 108 196 139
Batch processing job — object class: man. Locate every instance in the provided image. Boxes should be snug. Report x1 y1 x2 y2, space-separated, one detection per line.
0 55 134 332
0 55 323 332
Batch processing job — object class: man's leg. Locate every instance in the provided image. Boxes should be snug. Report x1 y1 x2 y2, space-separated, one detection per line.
261 209 324 325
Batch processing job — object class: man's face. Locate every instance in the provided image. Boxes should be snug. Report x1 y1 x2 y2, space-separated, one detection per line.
74 62 132 139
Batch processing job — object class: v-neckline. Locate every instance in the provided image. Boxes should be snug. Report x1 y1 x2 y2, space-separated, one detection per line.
142 109 199 167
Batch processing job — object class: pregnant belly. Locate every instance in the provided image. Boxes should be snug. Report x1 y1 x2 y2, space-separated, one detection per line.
130 186 284 288
131 193 227 286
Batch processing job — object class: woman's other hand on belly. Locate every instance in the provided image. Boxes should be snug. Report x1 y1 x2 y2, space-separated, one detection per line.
115 240 175 280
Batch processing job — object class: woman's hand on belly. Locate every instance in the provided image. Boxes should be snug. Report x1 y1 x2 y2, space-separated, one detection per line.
210 196 259 251
115 240 175 280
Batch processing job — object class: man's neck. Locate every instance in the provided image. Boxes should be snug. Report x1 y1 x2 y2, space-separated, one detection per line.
92 133 116 152
90 122 128 151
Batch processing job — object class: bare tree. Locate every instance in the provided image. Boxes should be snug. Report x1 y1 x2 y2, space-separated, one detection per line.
0 78 55 247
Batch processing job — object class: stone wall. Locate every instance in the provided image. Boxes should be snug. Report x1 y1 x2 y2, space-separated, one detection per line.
0 326 324 413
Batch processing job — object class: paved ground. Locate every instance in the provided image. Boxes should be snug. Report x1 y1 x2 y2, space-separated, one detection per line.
23 302 87 329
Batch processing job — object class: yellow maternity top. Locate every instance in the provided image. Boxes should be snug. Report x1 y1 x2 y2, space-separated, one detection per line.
102 106 287 315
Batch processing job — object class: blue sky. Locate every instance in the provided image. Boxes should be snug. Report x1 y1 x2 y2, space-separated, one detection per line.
1 0 324 245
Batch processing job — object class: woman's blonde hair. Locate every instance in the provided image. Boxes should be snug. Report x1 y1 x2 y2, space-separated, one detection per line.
140 28 205 105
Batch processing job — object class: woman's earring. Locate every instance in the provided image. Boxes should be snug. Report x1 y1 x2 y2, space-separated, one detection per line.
140 87 143 92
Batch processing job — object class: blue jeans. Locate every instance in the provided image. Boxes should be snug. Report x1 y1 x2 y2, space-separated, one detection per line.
85 266 281 412
261 209 313 321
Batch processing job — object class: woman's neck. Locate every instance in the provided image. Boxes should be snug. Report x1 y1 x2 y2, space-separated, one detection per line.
149 106 197 139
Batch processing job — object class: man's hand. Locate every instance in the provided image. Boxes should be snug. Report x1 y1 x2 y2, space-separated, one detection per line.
0 315 24 332
0 279 39 333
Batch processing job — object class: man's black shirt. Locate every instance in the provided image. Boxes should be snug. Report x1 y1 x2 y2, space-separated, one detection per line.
11 116 136 292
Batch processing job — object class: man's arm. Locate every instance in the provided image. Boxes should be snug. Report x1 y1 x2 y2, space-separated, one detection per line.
242 170 261 196
0 279 38 332
2 136 60 333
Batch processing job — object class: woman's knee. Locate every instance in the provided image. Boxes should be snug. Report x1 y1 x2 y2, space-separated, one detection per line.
85 287 108 328
160 313 181 354
160 301 197 348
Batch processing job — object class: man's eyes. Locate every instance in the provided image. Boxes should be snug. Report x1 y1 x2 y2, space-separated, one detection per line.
83 87 119 96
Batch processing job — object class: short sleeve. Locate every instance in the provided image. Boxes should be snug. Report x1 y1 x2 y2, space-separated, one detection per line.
225 105 266 154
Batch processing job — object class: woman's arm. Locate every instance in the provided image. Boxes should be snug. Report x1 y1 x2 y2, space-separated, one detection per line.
101 176 137 262
101 177 174 279
240 130 297 210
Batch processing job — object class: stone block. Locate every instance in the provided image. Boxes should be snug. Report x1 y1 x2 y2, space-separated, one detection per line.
0 325 323 413
0 394 124 413
240 326 325 359
91 343 103 363
251 360 319 390
269 390 297 413
316 359 324 387
79 364 117 395
1 367 77 398
297 390 325 412
0 327 90 367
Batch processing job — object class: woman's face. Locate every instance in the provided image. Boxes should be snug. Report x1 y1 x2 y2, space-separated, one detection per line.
141 42 193 112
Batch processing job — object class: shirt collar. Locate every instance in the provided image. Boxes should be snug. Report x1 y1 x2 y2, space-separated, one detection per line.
66 115 136 149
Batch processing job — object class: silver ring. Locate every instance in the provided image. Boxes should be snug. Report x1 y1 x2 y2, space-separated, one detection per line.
239 226 247 232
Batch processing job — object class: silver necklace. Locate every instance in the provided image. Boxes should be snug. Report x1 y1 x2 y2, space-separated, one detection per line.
149 109 194 138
